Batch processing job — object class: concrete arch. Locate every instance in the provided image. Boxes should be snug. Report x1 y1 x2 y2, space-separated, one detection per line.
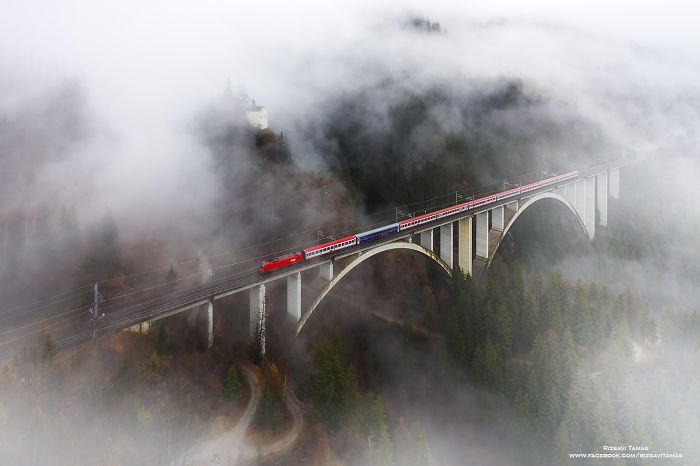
485 192 589 270
296 241 452 336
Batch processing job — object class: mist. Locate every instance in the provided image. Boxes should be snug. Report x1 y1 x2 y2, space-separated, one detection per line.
2 1 699 232
2 0 700 464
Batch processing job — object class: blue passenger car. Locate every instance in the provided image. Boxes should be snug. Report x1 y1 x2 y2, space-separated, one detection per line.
355 223 400 244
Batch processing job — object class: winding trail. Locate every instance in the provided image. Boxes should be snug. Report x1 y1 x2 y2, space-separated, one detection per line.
187 365 303 464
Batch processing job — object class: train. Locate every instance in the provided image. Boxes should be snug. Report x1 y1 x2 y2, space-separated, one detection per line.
259 171 578 272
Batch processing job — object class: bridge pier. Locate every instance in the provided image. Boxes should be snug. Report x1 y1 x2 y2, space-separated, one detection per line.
584 176 596 239
198 299 214 349
287 272 301 321
420 229 434 251
506 200 518 211
555 184 566 198
609 167 620 199
597 172 608 226
250 284 266 354
458 217 473 276
440 223 453 269
476 211 488 259
492 206 504 231
565 182 575 205
320 262 333 281
127 321 151 334
575 178 586 216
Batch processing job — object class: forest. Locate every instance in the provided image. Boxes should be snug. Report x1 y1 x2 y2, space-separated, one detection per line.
0 79 698 465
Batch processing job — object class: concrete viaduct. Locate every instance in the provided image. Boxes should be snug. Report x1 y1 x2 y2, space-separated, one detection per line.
33 162 624 357
145 162 622 352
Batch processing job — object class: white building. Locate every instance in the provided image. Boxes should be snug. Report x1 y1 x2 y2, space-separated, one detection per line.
246 102 269 130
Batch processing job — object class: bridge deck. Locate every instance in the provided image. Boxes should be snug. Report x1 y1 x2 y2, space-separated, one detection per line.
0 159 634 359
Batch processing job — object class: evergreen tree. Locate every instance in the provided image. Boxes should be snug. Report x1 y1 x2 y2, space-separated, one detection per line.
165 266 177 283
560 397 579 440
639 304 657 344
509 261 525 308
408 421 430 466
537 386 560 440
312 334 359 430
556 327 577 395
543 270 565 328
588 282 605 343
516 295 539 349
42 332 57 364
572 281 593 346
155 321 168 355
445 307 466 366
365 392 392 466
445 270 478 368
470 338 504 392
147 350 160 371
552 422 571 465
225 364 241 400
254 383 283 431
514 388 535 427
527 266 543 307
531 335 551 391
492 302 513 359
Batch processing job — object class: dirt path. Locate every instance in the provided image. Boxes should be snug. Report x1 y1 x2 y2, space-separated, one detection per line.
187 365 303 464
241 387 304 459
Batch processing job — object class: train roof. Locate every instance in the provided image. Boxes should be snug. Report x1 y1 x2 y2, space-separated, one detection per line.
399 212 436 225
473 193 496 204
303 235 356 253
356 223 399 238
434 202 470 215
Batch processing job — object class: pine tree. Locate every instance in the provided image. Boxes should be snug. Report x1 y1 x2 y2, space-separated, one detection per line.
556 327 577 396
471 338 504 392
514 388 535 425
639 304 657 344
312 335 359 430
543 270 565 328
572 281 593 346
225 364 241 400
254 383 283 431
510 261 525 308
531 335 550 390
527 266 543 307
42 332 57 363
492 302 513 359
445 307 466 365
365 392 392 466
516 295 539 349
560 397 579 438
552 421 571 465
165 266 177 283
588 282 605 344
537 386 560 440
155 321 168 355
408 421 430 466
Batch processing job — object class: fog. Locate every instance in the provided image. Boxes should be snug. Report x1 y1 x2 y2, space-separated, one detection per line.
2 1 699 228
2 0 700 464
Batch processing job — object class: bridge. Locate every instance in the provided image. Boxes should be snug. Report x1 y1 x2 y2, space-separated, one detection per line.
0 160 627 358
